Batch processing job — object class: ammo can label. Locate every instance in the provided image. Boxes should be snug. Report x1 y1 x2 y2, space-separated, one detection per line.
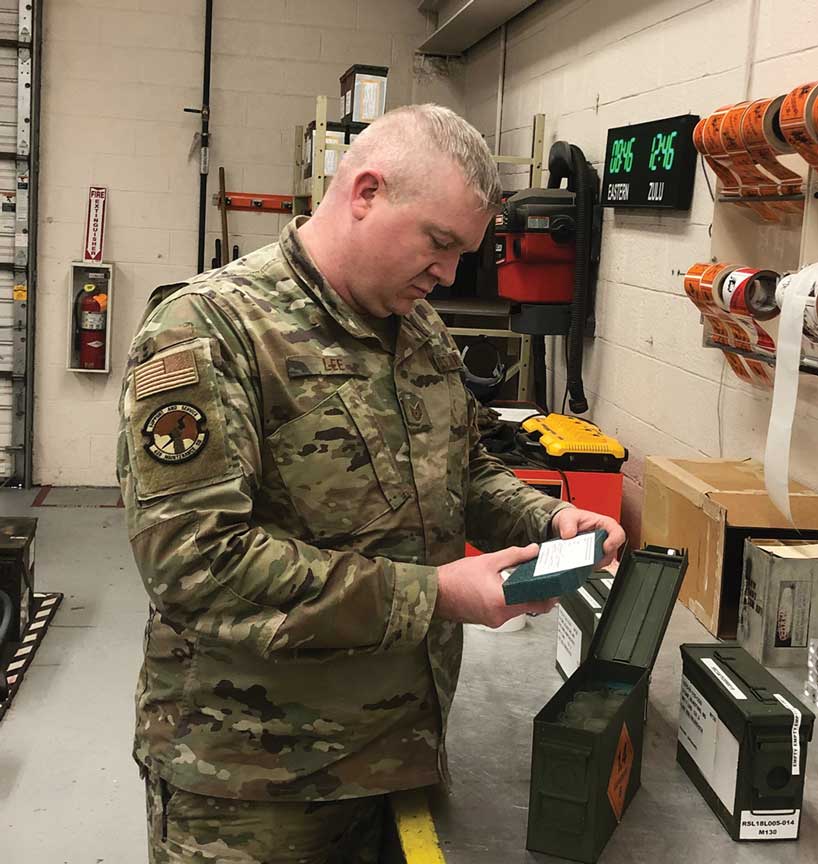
773 693 802 775
678 676 739 814
701 658 748 700
739 810 799 840
577 586 601 610
556 606 582 678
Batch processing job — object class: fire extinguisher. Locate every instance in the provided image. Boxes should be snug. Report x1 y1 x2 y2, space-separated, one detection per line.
76 284 107 370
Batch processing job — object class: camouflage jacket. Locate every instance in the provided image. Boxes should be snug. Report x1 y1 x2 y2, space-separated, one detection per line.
117 217 570 802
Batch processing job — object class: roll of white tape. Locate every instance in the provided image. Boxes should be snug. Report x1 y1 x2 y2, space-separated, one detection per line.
765 264 818 521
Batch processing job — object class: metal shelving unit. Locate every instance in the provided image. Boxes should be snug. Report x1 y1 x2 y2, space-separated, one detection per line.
293 95 546 212
292 98 546 399
0 1 41 486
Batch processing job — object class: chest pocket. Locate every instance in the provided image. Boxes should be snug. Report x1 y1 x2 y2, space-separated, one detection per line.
267 377 410 543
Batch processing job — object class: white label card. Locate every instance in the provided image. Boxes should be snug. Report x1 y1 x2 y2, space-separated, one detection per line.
577 586 601 610
701 658 747 700
492 407 540 423
773 693 802 775
739 810 799 840
678 676 739 814
534 533 595 577
556 606 582 678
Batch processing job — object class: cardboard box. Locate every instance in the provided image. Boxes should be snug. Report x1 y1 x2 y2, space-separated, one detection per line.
678 644 814 841
527 546 688 863
641 458 818 639
738 539 818 667
339 64 388 125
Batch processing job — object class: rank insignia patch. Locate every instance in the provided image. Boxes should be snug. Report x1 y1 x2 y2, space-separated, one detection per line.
142 403 208 464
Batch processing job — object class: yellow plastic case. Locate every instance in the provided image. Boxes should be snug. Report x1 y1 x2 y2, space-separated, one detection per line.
520 414 627 472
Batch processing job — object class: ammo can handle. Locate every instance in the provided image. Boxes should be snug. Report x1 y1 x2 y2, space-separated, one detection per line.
713 649 776 702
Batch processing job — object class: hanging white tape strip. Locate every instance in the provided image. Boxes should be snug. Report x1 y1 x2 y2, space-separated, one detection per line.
764 264 818 521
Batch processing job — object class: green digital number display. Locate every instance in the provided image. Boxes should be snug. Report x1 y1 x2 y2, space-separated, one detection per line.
602 114 699 209
608 136 636 174
648 130 678 170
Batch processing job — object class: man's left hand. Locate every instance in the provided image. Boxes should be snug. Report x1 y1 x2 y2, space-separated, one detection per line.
550 508 626 568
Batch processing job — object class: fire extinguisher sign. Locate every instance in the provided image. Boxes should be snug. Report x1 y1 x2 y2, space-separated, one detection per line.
83 186 107 263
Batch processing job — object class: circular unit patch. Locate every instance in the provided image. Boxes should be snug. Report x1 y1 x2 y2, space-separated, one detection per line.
142 403 208 464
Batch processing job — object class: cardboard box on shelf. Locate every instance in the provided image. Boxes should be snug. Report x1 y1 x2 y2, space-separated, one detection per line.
641 458 818 639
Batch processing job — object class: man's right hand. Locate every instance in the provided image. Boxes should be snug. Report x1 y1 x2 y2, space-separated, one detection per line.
434 544 558 629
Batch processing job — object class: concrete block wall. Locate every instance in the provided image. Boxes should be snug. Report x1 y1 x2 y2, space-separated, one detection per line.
35 0 457 486
464 0 818 539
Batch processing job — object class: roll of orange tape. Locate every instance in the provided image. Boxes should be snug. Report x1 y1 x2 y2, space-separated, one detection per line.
700 261 738 310
694 117 739 192
699 106 779 220
740 96 803 211
720 101 780 197
779 81 818 168
684 261 722 312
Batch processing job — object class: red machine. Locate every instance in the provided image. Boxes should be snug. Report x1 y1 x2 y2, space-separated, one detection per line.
77 284 107 370
490 143 602 415
494 188 577 304
464 467 623 557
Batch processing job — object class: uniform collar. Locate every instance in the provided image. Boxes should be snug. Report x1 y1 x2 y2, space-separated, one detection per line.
279 216 435 356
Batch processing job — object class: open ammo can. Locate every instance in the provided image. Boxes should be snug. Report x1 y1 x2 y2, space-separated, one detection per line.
677 643 814 840
527 545 688 863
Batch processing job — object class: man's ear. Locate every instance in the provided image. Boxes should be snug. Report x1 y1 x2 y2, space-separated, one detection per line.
350 171 384 220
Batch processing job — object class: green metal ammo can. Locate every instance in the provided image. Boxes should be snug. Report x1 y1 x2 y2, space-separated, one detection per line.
527 545 688 863
677 643 814 840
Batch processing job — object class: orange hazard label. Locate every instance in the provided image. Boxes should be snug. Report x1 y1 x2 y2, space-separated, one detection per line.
607 722 634 822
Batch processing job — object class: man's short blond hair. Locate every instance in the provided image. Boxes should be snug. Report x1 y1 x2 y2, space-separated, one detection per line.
337 103 502 211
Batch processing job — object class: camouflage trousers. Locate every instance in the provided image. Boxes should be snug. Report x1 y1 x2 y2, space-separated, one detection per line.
145 773 386 864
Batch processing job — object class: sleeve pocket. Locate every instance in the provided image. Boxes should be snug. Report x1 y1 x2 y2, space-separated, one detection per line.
124 338 241 503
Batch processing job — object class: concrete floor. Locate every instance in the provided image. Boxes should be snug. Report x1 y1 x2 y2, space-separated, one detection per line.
0 487 816 863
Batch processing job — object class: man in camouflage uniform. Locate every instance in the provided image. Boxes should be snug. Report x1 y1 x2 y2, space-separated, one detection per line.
118 104 624 863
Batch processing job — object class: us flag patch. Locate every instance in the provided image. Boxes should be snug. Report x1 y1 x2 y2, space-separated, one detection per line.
133 349 199 400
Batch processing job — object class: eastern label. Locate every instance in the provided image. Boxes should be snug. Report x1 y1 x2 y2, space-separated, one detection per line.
556 605 582 678
739 810 799 840
607 183 630 201
678 676 739 813
701 657 748 700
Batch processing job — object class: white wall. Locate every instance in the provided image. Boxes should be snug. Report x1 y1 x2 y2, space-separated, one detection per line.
464 0 818 539
35 0 457 486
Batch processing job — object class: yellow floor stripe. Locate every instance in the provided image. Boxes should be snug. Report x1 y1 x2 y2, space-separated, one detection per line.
390 789 447 863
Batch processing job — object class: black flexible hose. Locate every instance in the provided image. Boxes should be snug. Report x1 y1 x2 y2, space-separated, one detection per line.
566 145 591 414
0 589 13 648
532 335 548 413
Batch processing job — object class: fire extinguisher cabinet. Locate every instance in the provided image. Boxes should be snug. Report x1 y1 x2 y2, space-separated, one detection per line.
66 261 113 374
